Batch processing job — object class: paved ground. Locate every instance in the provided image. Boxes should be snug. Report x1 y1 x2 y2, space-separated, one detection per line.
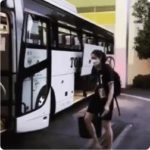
113 95 150 149
1 94 150 149
122 87 150 99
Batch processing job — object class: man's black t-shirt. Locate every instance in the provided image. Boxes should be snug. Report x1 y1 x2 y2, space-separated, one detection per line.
91 64 114 97
87 64 114 119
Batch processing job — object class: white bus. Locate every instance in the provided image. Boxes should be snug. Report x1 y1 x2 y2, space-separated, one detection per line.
0 0 114 133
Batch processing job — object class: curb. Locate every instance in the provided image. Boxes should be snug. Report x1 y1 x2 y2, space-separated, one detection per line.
121 93 150 102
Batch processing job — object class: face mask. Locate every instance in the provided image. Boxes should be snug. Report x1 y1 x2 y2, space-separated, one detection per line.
92 58 100 66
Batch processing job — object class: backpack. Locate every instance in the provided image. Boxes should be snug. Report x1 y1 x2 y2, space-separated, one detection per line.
113 70 121 97
106 56 121 115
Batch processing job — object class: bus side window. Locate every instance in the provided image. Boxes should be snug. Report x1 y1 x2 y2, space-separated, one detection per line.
24 14 48 68
70 31 81 50
82 34 86 44
82 34 89 44
26 14 47 46
82 34 96 45
70 35 75 46
74 36 81 49
58 33 65 45
74 36 79 46
98 41 102 46
87 38 93 44
104 42 107 54
65 35 71 46
107 43 114 54
58 26 81 50
58 26 70 49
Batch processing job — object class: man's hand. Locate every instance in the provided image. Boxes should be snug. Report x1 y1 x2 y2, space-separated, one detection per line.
101 105 109 117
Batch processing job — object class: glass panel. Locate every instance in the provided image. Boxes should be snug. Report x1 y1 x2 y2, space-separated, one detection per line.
1 76 9 101
58 27 70 34
21 69 47 114
58 20 76 29
0 12 10 103
58 26 81 50
58 27 70 48
0 12 10 71
0 12 9 35
24 48 47 68
24 14 48 68
82 34 96 44
70 31 81 50
107 43 114 54
26 14 47 46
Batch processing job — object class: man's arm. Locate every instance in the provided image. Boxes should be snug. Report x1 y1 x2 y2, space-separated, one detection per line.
101 81 114 117
105 81 114 110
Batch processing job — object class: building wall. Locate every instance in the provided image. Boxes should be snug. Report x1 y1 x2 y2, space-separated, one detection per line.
128 0 150 85
80 12 115 32
115 0 150 87
67 0 115 33
67 0 115 8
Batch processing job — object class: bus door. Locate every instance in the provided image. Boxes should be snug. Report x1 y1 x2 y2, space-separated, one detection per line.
16 14 51 133
0 11 13 132
81 43 104 76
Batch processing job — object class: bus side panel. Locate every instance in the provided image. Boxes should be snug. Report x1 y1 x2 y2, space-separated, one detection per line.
51 50 82 113
51 50 82 76
52 74 74 113
16 90 51 133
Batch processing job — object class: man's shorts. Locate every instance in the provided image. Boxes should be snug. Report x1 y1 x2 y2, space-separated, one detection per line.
87 94 114 121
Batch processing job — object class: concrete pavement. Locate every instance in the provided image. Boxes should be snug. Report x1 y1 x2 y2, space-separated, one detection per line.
1 95 150 149
122 88 150 99
112 95 150 149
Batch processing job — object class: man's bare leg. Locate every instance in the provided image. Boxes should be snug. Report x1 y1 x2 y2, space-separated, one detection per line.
100 120 113 149
84 112 102 149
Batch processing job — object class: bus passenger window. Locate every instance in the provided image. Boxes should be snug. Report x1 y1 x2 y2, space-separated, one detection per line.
97 38 104 46
107 43 114 54
104 43 107 53
58 26 81 50
70 35 75 45
58 34 65 45
70 31 81 50
87 38 93 44
98 40 107 52
58 27 70 49
82 34 96 45
24 14 48 68
65 35 71 46
82 34 88 44
74 37 79 45
98 41 103 46
83 37 86 44
26 14 47 46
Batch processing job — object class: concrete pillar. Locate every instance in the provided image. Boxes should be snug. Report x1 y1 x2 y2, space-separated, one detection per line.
115 0 130 88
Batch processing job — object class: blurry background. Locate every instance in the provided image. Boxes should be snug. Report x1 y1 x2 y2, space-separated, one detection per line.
67 0 150 88
67 0 115 32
